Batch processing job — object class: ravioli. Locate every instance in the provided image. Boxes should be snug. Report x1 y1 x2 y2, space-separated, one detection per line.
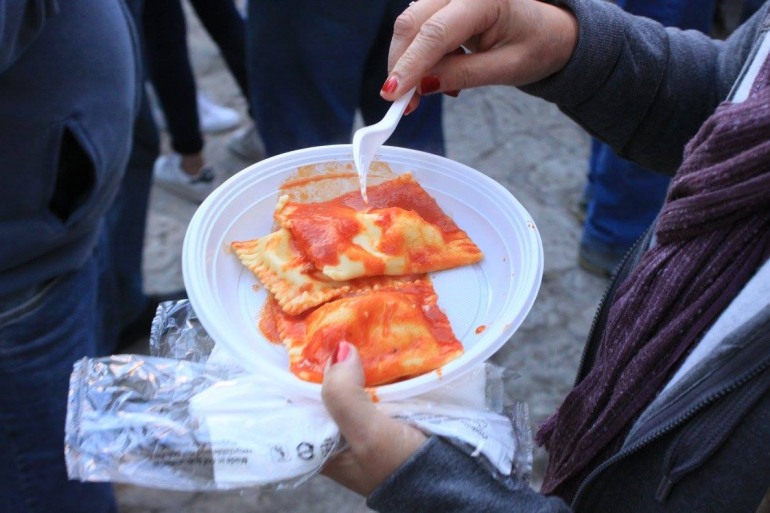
231 228 351 315
276 174 483 281
232 171 479 386
231 230 415 315
277 203 481 281
231 173 483 313
263 280 463 386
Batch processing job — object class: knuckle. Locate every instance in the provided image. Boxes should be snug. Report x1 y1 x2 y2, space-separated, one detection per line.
393 10 419 39
350 422 387 458
418 17 451 47
393 51 422 77
454 57 487 89
457 66 475 89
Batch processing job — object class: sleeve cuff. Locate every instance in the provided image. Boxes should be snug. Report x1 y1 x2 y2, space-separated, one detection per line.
521 0 625 107
367 437 571 513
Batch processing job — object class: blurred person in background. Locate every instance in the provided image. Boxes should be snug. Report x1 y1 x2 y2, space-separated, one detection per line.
143 0 265 204
0 1 140 511
113 0 190 351
245 0 446 158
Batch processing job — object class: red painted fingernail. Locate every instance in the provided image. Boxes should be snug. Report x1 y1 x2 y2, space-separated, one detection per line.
420 75 441 95
381 76 398 94
332 341 351 364
443 89 460 98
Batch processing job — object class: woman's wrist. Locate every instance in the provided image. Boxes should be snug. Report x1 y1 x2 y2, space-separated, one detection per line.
532 2 579 82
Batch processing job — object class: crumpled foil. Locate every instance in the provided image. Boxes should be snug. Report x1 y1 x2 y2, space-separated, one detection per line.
65 300 532 491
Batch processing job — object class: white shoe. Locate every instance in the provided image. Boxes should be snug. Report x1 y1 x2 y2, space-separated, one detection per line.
152 154 218 203
227 122 266 162
147 89 240 134
197 93 240 133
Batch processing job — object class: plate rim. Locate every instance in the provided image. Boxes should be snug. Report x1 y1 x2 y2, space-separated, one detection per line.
182 144 543 401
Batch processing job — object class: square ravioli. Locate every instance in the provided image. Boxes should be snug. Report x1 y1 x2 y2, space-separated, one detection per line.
262 280 464 387
276 174 483 281
230 173 483 315
231 171 479 386
231 229 415 315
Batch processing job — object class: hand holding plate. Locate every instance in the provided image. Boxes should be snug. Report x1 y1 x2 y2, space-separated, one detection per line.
322 342 428 496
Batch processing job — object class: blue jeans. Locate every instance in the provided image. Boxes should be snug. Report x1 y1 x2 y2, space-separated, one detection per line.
584 0 717 250
246 0 445 157
0 235 117 513
584 140 672 249
618 0 717 27
0 95 155 513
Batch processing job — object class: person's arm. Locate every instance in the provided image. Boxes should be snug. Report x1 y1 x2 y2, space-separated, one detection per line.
0 1 59 73
522 0 767 173
381 0 768 174
368 437 571 513
321 343 572 513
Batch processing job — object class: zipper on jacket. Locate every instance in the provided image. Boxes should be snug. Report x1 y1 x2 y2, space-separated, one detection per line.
572 353 770 508
653 354 770 502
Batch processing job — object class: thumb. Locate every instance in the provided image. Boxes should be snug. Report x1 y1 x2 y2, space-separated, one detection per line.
322 342 381 446
321 342 428 496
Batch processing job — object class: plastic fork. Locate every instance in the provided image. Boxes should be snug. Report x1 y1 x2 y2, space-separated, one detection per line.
352 86 417 203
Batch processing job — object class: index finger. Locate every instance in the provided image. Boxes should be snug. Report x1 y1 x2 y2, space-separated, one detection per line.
388 0 450 73
385 0 486 97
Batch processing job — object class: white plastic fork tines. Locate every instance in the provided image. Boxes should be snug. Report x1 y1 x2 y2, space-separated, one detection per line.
352 86 417 203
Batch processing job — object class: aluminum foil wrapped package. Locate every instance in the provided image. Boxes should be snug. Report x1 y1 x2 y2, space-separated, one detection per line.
65 300 532 491
65 355 341 490
148 300 216 365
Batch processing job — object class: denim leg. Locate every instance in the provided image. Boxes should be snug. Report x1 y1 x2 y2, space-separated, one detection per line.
104 87 159 341
246 0 445 157
618 0 717 30
246 0 387 156
0 250 116 513
582 138 604 203
583 144 670 249
142 0 203 155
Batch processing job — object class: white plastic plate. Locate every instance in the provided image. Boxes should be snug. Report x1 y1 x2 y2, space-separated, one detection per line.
183 145 543 401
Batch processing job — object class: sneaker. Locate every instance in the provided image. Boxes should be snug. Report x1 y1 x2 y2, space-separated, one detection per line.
146 89 240 134
197 93 241 133
577 237 628 278
227 122 266 162
152 154 218 203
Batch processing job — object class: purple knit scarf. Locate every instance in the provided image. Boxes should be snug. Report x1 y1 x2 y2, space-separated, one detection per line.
536 51 770 501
